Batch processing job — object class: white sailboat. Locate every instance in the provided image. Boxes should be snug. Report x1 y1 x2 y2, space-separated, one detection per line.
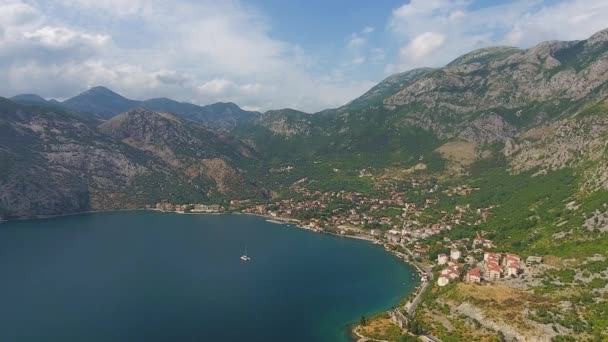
240 246 251 261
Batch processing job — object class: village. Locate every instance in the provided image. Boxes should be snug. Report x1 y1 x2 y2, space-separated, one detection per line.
149 174 550 340
153 176 537 290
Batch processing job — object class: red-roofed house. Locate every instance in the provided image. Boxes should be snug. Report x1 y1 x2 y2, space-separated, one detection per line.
465 268 482 283
506 261 520 277
485 263 502 280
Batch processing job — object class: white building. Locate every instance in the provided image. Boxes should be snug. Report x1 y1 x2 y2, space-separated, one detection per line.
450 249 461 260
437 274 450 287
437 253 448 265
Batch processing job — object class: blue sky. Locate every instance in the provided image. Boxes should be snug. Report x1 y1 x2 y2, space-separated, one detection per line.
0 0 607 112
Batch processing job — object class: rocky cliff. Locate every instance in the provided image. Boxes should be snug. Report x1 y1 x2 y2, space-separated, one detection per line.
0 102 260 219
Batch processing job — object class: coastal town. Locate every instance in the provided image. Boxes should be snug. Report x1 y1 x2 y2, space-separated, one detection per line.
152 174 541 341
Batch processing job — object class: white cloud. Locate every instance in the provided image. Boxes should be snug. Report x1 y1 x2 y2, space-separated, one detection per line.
348 34 367 49
400 32 446 61
386 0 608 74
371 48 385 64
351 56 366 65
23 26 110 48
0 0 375 112
501 1 608 46
2 0 608 111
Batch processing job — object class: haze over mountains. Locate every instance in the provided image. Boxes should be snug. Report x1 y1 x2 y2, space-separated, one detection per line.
1 28 608 220
10 86 259 131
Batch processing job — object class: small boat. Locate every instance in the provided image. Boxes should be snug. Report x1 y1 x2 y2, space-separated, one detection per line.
240 246 251 261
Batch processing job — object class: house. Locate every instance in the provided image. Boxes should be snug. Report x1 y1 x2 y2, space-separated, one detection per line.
437 274 450 287
484 252 500 262
506 263 520 277
473 237 495 248
465 268 482 283
387 233 401 244
485 263 502 280
450 249 461 260
526 256 543 266
437 254 448 265
443 265 460 280
503 253 521 267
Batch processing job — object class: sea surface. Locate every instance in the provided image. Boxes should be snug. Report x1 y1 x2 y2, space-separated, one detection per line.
0 211 418 342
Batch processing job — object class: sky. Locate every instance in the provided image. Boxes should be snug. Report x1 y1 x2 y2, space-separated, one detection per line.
1 0 607 112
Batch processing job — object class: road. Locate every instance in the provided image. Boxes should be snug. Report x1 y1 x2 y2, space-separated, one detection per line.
402 249 433 316
401 248 443 342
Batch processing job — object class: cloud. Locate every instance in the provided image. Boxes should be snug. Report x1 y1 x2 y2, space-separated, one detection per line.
23 26 110 49
386 0 608 73
344 26 381 68
0 0 375 112
2 0 607 111
400 32 446 61
348 33 367 50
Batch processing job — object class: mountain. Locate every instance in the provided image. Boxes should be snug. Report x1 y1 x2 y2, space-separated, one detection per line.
241 28 608 170
2 27 608 342
10 94 49 105
139 98 259 130
57 86 259 130
62 86 140 118
339 68 432 111
4 28 608 219
0 101 261 220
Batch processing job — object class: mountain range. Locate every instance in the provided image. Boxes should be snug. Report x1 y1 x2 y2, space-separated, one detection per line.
1 28 608 220
2 27 608 342
10 86 259 131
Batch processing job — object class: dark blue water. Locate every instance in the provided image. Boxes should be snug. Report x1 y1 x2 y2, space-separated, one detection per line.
0 211 417 342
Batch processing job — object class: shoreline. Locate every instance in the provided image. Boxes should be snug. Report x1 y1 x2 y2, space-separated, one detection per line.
235 213 429 341
0 208 429 341
0 207 150 224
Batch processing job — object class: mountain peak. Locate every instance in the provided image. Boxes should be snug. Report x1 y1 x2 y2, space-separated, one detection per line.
587 28 608 45
82 86 125 98
63 86 139 119
447 46 521 66
10 94 48 104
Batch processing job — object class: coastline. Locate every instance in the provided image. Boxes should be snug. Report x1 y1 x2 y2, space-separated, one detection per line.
0 207 150 224
234 212 428 341
0 208 428 341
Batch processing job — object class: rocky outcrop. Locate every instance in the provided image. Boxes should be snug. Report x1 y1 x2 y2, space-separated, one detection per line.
384 36 608 113
256 109 314 137
0 103 260 219
459 113 517 144
456 302 556 342
508 115 608 178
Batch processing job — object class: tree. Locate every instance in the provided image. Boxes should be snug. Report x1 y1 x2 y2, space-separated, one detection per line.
406 318 422 335
359 315 367 326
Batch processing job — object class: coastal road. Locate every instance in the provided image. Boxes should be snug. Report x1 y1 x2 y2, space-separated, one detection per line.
402 249 433 316
402 250 442 342
407 261 433 316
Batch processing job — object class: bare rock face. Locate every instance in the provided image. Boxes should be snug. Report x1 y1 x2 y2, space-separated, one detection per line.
587 28 608 46
502 138 520 157
197 158 250 196
584 205 608 232
0 105 152 218
509 116 608 171
459 113 517 144
0 104 260 219
256 109 313 137
383 33 608 119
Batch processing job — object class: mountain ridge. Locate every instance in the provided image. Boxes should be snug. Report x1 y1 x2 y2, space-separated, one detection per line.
10 86 261 131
